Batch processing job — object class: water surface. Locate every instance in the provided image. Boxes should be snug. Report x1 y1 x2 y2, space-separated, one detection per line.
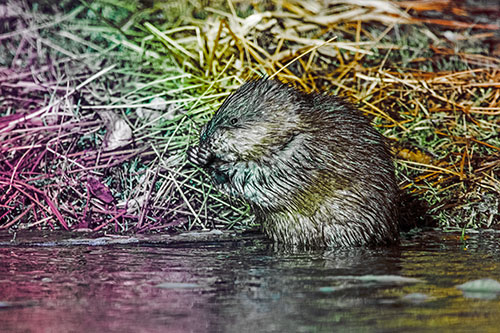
1 230 500 332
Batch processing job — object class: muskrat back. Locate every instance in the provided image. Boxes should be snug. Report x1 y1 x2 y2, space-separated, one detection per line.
187 78 399 247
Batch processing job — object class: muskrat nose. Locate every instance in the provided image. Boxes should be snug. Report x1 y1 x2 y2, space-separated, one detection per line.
200 131 209 143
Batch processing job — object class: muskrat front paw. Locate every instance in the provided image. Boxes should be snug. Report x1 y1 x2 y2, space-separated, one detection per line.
186 146 202 166
187 145 214 167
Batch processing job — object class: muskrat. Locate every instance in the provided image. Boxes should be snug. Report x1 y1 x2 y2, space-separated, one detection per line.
187 78 400 247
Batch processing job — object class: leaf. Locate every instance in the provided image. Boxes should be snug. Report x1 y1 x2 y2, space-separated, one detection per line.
98 111 132 150
87 177 114 204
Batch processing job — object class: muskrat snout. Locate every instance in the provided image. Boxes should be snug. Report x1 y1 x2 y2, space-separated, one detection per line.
187 145 215 168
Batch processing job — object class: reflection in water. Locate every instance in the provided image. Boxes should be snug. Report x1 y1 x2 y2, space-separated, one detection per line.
0 232 500 332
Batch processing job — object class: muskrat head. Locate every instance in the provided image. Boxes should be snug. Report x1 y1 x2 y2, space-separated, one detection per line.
193 79 304 167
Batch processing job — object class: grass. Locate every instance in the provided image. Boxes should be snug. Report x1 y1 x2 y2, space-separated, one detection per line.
0 0 498 233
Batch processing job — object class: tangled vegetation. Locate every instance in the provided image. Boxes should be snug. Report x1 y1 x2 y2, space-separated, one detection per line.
1 0 498 233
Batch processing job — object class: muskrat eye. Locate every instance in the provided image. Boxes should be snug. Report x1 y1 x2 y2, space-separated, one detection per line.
229 117 238 125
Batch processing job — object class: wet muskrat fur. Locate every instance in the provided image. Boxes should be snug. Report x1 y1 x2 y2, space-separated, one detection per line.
187 78 400 247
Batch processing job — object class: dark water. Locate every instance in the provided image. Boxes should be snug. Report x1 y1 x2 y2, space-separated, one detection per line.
1 231 500 332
